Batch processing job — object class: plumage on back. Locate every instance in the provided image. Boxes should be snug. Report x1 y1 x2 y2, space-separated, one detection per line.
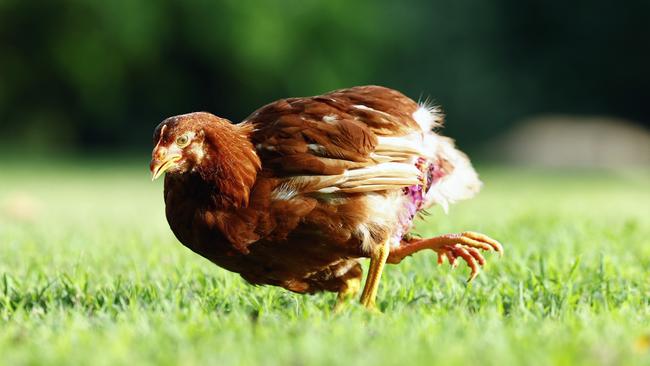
150 85 503 310
249 86 480 207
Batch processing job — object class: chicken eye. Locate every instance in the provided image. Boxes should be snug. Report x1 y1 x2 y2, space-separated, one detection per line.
176 134 190 147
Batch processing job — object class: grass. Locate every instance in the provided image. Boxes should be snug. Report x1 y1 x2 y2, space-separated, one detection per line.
1 160 649 365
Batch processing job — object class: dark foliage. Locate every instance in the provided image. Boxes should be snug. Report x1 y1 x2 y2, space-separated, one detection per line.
1 0 648 152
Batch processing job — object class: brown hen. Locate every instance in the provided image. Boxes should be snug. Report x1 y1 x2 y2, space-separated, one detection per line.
150 86 503 310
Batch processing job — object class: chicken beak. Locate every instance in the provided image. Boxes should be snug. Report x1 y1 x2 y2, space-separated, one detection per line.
150 155 182 181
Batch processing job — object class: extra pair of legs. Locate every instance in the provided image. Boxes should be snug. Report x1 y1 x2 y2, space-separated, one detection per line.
336 231 504 311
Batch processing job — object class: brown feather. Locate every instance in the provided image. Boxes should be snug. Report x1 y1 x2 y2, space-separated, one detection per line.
196 117 261 208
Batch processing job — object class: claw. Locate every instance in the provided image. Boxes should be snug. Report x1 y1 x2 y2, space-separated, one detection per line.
462 231 504 256
448 234 493 252
452 245 479 281
431 232 503 282
448 251 458 267
465 246 486 266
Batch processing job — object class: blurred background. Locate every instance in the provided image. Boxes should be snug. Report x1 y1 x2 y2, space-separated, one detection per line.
2 3 650 363
1 0 649 165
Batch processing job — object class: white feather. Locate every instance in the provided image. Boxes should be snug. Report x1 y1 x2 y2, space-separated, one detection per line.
352 104 391 117
424 138 481 212
412 104 443 132
322 115 338 123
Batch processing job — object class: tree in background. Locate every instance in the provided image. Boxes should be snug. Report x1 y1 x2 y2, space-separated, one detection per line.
1 0 648 152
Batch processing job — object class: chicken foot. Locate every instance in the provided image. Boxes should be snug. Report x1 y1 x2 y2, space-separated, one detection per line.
387 232 503 281
333 277 361 313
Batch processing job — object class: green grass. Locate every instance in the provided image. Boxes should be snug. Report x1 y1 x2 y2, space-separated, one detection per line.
1 161 649 366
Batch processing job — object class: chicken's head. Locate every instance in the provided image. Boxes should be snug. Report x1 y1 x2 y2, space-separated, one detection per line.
149 112 214 180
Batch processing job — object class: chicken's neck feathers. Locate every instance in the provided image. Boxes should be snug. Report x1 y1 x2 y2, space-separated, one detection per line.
195 121 261 209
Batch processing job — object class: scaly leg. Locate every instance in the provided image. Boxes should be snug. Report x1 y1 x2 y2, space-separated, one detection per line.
334 276 361 313
387 231 503 281
359 239 390 310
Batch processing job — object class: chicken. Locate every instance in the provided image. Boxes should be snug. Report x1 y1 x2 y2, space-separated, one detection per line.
149 85 503 310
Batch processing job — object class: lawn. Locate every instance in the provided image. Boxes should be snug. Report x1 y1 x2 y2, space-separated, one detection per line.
1 160 649 366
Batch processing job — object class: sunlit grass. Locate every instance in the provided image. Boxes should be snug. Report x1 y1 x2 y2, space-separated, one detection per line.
1 161 649 365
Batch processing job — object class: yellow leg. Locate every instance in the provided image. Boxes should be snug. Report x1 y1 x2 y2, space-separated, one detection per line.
333 276 361 313
359 239 390 310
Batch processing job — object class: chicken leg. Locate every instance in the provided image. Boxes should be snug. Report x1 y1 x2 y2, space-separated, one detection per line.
387 232 503 281
359 239 390 310
334 276 361 313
